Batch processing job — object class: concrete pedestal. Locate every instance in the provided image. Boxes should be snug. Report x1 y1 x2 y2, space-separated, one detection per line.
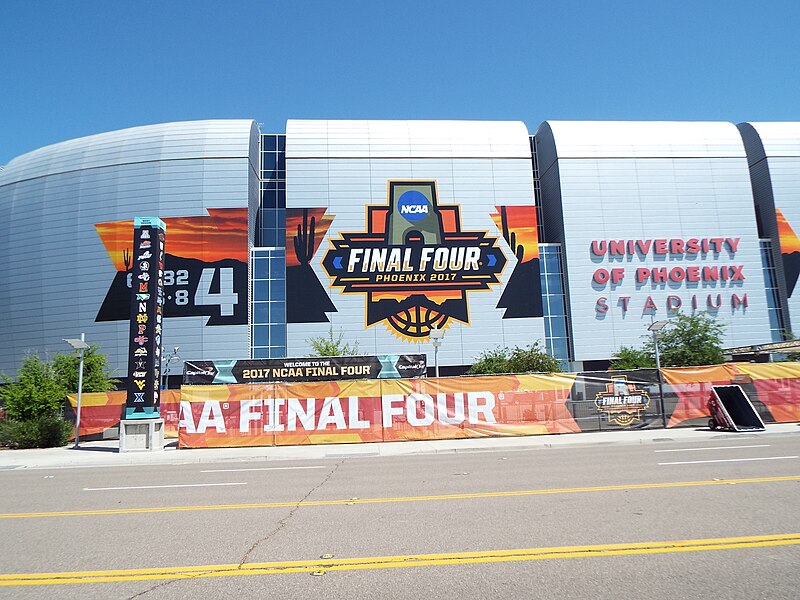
119 419 164 452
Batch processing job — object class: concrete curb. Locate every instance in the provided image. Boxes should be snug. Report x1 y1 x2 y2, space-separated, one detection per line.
1 423 798 470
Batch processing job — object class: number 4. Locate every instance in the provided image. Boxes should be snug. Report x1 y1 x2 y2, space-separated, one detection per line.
195 268 238 316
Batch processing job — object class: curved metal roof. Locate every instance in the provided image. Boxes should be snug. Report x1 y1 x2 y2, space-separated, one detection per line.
742 122 800 156
0 119 257 186
286 119 532 159
541 120 747 159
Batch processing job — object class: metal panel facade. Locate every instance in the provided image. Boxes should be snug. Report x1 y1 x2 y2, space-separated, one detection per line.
0 120 258 376
539 121 773 362
745 123 800 330
284 120 546 367
3 117 797 377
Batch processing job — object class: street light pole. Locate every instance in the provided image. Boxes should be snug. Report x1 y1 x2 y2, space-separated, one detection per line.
63 334 89 449
161 346 180 390
648 320 669 428
429 326 445 378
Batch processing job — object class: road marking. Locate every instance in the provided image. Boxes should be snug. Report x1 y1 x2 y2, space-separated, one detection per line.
2 475 798 520
200 466 327 473
654 445 772 453
659 456 798 466
1 533 798 586
83 483 247 491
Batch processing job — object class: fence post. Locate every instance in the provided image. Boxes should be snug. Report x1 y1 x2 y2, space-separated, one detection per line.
657 368 667 428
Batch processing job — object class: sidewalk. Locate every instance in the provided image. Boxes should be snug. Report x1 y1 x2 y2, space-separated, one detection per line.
1 423 798 470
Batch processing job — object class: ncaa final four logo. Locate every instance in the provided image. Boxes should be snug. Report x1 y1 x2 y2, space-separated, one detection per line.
321 181 507 340
594 376 652 427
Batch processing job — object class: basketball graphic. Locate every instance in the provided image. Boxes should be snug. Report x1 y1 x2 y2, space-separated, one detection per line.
388 306 449 338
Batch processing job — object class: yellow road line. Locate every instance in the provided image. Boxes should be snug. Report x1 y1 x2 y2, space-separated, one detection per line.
1 475 798 520
1 533 799 586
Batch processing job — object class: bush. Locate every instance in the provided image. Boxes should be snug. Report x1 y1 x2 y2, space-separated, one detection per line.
609 346 655 370
0 414 72 449
468 342 562 375
307 327 360 357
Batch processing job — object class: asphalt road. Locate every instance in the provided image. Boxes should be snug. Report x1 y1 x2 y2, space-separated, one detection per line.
1 436 799 599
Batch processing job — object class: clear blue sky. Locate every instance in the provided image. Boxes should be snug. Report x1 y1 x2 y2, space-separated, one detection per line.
2 0 799 165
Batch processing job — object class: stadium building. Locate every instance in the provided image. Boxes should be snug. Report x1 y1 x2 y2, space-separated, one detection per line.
1 119 798 380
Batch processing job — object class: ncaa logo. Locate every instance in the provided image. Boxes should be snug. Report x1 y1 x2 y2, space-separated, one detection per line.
397 190 429 222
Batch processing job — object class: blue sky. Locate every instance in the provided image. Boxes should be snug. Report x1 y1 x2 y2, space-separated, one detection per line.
2 0 799 165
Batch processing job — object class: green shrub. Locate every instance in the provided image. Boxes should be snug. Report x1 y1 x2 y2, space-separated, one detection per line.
468 342 562 375
609 346 655 370
1 354 67 421
0 414 72 449
307 327 360 357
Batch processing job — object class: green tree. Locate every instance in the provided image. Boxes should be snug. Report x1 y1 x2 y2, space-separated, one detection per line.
0 354 67 421
468 342 562 375
652 312 725 367
52 344 119 392
307 327 360 357
610 312 726 369
609 346 655 370
0 345 117 448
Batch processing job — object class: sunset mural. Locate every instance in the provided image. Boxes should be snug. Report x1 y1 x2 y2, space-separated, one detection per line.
776 209 800 254
490 205 540 261
285 208 335 268
95 208 248 270
94 207 249 326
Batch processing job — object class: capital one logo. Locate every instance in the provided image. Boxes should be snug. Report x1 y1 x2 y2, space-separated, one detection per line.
321 181 507 340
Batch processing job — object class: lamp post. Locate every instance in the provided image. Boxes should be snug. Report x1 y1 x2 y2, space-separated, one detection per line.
161 346 181 390
648 320 669 428
63 334 89 449
429 326 445 378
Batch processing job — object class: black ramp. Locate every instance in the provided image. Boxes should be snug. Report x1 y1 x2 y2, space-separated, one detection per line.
712 385 766 430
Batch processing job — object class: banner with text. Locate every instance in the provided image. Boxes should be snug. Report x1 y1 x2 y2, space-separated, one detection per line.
182 355 426 385
67 363 800 447
177 373 581 448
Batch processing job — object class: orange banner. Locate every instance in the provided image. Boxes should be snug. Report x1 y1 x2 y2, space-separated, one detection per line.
731 362 800 423
178 373 579 448
663 362 800 426
67 362 800 448
662 365 734 427
67 390 181 438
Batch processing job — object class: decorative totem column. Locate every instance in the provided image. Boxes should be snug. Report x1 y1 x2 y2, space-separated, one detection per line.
124 217 166 420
